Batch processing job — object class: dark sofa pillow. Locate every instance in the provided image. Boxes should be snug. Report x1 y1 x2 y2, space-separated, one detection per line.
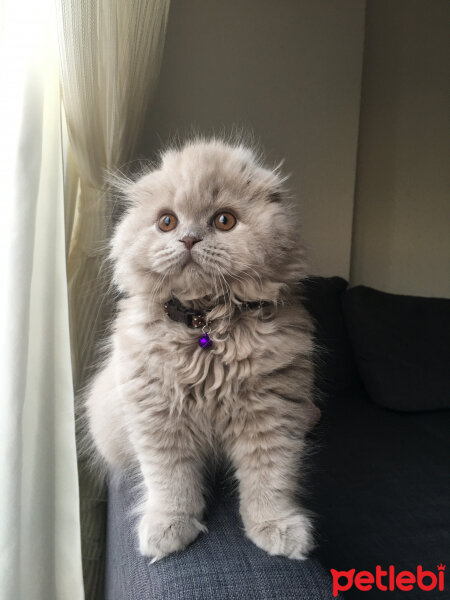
300 277 359 396
341 285 450 412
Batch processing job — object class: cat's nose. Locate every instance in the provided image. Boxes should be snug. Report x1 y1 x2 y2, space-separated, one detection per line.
180 236 201 251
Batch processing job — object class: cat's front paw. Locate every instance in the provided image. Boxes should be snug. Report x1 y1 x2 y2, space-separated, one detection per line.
244 512 314 560
138 511 207 560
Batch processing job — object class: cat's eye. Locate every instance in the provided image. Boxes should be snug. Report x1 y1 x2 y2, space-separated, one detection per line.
158 213 178 232
213 211 237 231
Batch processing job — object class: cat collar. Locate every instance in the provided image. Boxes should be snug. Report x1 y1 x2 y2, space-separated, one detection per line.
163 296 269 350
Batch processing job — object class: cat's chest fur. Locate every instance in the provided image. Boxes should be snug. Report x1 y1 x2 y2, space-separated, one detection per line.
113 296 310 417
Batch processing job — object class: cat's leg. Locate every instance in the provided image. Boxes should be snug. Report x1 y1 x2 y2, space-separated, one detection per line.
126 387 208 560
224 396 314 560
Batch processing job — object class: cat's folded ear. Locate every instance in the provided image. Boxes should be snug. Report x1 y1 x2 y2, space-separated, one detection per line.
250 161 288 204
268 191 284 203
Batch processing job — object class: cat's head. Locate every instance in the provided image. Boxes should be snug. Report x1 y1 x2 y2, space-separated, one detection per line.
111 139 308 304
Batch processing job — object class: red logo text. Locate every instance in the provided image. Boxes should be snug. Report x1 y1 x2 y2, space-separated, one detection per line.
330 564 445 596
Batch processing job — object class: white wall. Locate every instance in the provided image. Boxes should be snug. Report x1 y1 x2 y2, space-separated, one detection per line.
140 0 366 279
350 0 450 298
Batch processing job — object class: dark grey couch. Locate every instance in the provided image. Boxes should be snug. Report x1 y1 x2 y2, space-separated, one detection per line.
105 278 450 599
107 473 334 599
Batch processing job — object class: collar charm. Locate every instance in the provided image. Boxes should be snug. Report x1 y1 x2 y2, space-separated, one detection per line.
198 330 212 350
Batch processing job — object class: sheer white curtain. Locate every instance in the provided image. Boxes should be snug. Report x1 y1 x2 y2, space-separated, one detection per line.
57 1 170 596
0 1 84 599
0 0 170 598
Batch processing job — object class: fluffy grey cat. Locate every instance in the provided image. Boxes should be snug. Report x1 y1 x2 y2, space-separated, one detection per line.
86 139 320 561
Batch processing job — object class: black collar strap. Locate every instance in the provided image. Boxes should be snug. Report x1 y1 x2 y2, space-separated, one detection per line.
164 296 270 329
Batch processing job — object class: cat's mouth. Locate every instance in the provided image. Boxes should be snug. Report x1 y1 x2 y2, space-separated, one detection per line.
182 255 200 270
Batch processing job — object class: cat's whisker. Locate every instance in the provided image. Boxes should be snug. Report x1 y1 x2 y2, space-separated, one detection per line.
205 246 262 287
215 268 233 332
149 267 173 308
213 255 264 298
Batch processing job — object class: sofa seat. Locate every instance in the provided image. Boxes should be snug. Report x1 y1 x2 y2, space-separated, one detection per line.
309 384 450 599
106 470 337 599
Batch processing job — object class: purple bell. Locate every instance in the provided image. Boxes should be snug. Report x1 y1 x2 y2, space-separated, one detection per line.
198 332 212 349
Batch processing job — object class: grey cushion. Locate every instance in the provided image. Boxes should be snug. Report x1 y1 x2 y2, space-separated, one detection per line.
341 285 450 412
300 277 359 396
106 471 337 599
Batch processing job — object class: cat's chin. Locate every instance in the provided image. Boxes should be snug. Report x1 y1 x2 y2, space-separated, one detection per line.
169 268 217 303
183 261 200 272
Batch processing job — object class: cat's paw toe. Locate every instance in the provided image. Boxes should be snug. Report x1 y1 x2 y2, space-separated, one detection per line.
138 512 206 560
245 512 314 560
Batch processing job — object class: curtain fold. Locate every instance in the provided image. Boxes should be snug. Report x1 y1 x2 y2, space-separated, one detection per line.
56 2 171 596
0 1 84 598
58 0 171 399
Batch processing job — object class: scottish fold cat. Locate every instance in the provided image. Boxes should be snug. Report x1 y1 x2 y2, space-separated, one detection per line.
86 139 319 561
